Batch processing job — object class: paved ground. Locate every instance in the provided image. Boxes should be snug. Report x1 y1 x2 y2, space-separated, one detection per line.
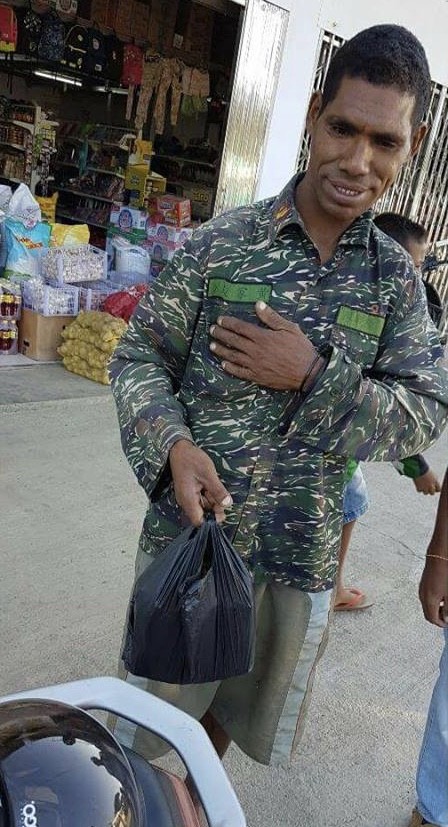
1 363 446 827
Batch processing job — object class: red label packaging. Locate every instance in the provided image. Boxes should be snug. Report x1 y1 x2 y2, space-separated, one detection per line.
146 194 191 228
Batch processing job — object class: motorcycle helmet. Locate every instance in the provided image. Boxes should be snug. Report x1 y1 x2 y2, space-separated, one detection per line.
0 699 144 827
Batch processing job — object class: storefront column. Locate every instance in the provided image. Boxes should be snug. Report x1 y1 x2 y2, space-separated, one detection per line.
214 0 289 215
214 0 325 214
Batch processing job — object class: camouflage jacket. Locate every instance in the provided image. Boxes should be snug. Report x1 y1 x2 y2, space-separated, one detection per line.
110 174 448 591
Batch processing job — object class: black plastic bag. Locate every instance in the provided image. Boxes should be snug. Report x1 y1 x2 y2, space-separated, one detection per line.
122 516 256 684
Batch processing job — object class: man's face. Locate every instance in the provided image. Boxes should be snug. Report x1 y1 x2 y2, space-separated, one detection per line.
304 76 426 227
405 237 427 270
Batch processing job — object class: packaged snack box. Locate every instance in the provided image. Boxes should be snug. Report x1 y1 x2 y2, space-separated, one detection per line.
146 194 191 228
145 221 193 245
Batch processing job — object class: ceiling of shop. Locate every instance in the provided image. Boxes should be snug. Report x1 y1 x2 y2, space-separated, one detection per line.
192 0 242 17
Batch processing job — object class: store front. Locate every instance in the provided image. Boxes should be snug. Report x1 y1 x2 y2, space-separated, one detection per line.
0 0 291 370
0 0 290 239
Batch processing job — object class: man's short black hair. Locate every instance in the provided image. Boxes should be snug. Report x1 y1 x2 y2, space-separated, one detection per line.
374 212 428 246
321 24 431 127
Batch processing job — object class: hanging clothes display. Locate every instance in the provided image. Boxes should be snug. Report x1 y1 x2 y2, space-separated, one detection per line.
153 58 184 134
182 66 210 98
122 44 144 122
135 49 162 133
180 66 210 118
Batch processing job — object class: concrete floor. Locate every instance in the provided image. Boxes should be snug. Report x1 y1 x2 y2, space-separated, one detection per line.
0 363 447 827
0 361 110 404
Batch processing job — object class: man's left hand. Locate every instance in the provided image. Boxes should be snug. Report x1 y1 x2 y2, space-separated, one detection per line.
209 301 319 390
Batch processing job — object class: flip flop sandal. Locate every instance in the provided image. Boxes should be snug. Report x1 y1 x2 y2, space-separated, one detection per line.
334 587 374 612
409 808 438 826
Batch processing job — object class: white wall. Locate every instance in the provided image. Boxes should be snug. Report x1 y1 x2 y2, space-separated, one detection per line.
319 0 448 87
254 0 323 200
254 0 448 201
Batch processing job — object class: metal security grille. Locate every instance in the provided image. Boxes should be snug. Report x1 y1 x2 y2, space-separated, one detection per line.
297 30 448 333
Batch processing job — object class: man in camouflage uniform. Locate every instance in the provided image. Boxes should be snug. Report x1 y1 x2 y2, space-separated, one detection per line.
110 24 448 782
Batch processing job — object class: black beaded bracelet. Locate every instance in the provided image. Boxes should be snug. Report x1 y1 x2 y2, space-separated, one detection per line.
299 352 322 393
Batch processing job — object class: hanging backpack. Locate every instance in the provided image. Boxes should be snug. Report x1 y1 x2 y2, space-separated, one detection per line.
16 6 42 56
84 27 107 75
54 0 78 16
61 23 89 71
38 12 65 62
105 34 123 83
0 5 17 53
121 43 143 86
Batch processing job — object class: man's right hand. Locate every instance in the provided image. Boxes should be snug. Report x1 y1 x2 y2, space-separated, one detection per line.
169 439 232 526
419 555 448 628
414 468 441 495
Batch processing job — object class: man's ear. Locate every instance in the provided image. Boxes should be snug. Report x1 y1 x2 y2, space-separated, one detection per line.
306 91 323 134
410 122 427 158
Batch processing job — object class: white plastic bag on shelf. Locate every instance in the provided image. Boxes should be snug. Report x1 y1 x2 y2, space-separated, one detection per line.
7 184 41 229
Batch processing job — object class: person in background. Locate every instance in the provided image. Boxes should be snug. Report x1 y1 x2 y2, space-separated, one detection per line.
410 467 448 827
335 214 441 612
109 25 448 816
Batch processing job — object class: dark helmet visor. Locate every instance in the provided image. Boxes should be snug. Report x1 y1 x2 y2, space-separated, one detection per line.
0 700 143 827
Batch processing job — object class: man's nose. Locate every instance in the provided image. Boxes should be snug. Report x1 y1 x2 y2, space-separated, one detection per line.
339 137 371 176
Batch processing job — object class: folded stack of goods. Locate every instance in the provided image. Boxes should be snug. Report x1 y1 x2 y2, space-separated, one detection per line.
58 310 127 384
146 194 191 228
107 201 194 283
145 221 194 269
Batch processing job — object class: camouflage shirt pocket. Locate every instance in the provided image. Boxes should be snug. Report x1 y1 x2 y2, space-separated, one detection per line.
184 294 298 401
330 324 379 369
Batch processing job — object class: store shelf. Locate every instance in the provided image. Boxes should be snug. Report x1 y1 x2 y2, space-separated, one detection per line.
54 160 79 168
54 162 124 178
0 141 27 152
8 119 34 131
166 179 215 190
88 167 125 178
57 187 115 203
154 154 216 169
96 140 130 149
56 210 108 230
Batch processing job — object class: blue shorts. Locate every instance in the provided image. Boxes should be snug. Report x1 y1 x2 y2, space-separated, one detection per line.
343 466 369 524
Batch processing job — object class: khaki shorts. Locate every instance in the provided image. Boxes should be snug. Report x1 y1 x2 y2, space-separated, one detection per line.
113 547 333 767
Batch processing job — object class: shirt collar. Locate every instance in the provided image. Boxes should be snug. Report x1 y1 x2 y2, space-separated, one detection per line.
268 172 373 250
268 172 305 245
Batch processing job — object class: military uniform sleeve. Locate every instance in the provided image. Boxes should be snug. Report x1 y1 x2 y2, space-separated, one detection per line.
109 238 206 497
289 273 448 461
394 454 429 479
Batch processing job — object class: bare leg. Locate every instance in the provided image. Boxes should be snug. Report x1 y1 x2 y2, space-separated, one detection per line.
334 520 373 611
335 519 357 606
186 711 231 822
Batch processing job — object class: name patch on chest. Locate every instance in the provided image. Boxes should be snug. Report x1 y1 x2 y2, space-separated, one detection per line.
336 305 386 338
207 279 272 304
